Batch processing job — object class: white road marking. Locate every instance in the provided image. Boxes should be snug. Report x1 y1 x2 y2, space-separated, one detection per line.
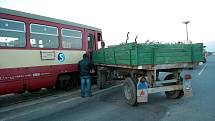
94 84 123 95
56 97 81 104
198 63 208 76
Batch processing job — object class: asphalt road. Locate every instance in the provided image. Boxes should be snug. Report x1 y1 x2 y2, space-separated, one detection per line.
0 56 215 121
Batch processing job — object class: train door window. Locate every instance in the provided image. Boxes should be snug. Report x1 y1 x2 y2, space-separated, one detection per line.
30 24 59 48
61 28 82 49
97 33 103 49
87 33 95 50
0 18 26 47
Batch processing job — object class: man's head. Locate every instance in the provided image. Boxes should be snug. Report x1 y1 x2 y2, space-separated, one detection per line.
83 53 88 59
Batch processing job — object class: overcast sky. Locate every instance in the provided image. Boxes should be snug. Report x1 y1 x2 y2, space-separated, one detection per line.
1 0 214 51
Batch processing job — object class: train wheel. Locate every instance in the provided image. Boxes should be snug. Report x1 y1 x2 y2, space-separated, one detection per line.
46 86 54 92
164 74 184 99
16 90 26 94
63 79 72 91
57 75 72 91
123 77 137 106
29 89 41 94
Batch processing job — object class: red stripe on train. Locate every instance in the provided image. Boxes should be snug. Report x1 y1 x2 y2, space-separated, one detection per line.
0 64 78 95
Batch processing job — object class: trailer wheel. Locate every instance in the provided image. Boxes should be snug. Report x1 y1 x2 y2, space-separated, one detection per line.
97 69 106 89
164 74 184 99
124 77 137 106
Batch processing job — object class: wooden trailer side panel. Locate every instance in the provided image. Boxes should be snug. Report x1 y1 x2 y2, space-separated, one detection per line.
92 43 204 66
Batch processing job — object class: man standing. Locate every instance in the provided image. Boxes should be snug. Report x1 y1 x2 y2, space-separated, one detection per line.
78 53 93 97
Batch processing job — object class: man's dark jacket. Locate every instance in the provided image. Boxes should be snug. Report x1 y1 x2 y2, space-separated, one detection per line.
78 59 93 76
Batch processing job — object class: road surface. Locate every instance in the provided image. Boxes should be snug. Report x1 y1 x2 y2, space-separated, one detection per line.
0 56 214 121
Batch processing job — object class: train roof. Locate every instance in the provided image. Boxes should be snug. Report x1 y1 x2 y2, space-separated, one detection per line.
0 7 102 32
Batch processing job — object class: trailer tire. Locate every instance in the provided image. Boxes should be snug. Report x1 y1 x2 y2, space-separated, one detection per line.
164 74 184 99
97 69 106 89
124 77 137 106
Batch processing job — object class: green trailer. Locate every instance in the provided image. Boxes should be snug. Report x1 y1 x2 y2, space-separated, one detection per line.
92 42 204 105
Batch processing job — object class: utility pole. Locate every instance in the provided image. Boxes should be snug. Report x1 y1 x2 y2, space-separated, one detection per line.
182 21 190 41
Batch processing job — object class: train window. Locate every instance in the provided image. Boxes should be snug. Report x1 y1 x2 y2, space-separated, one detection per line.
0 19 26 47
61 28 82 49
87 33 95 50
30 24 59 48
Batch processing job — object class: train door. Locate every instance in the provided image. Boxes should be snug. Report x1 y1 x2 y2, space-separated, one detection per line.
86 30 96 60
86 30 96 52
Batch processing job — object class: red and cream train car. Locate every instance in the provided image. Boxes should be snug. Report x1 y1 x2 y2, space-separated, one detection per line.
0 7 102 95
